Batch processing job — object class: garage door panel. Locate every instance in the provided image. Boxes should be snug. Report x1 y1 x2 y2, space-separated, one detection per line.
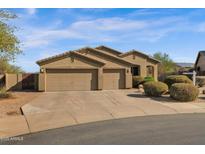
103 69 125 90
46 69 97 91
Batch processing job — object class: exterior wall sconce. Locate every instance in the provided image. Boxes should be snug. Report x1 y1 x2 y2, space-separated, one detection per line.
40 68 44 73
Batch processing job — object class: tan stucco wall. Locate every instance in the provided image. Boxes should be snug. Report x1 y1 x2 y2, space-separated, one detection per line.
33 74 39 90
5 74 39 91
98 68 103 90
38 72 46 91
122 53 158 80
122 54 147 77
5 74 22 91
125 68 132 88
147 59 158 81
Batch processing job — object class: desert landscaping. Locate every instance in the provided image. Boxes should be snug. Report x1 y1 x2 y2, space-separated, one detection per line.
0 92 41 118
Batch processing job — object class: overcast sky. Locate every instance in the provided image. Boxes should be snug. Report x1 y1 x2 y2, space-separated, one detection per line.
7 8 205 72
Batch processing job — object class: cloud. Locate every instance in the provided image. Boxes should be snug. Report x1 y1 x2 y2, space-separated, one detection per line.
18 10 205 50
129 9 160 16
70 17 147 31
80 8 113 13
20 17 149 49
129 9 181 17
20 20 148 49
26 8 37 15
21 27 90 49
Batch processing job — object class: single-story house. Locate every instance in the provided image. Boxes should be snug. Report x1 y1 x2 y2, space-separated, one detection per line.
195 51 205 75
36 46 160 92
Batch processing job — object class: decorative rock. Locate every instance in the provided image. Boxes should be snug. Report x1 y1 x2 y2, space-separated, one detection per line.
199 87 205 94
139 88 144 93
138 84 143 89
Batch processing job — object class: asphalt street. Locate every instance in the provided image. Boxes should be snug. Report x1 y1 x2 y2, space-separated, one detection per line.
2 113 205 145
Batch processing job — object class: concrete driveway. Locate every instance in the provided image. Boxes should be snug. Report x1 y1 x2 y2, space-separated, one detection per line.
21 90 205 133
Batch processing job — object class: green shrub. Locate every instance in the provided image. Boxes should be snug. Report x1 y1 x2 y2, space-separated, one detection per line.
165 75 192 88
144 76 155 83
170 83 199 102
0 88 12 99
196 77 205 87
133 76 144 88
143 81 168 97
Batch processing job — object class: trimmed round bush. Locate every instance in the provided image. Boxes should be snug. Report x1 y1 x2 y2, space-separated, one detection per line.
165 75 192 88
143 81 168 97
144 76 155 83
170 83 199 102
133 76 144 88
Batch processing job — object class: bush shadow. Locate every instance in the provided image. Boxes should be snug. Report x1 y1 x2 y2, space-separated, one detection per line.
127 93 147 98
127 93 178 103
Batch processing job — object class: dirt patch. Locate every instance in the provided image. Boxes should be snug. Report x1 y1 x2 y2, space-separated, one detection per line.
0 92 42 118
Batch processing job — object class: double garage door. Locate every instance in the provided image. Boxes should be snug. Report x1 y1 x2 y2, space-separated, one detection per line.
46 69 98 91
45 69 125 91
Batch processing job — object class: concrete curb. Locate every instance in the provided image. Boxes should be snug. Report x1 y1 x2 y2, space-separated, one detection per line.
2 108 205 139
0 115 29 139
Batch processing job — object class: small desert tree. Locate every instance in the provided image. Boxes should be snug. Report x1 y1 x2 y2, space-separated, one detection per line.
153 52 178 81
0 59 24 73
0 9 21 60
0 9 23 73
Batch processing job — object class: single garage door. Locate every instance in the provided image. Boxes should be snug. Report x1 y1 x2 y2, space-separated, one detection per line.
103 69 125 90
46 69 98 91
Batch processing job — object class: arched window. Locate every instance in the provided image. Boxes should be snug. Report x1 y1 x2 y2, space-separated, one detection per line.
146 66 154 77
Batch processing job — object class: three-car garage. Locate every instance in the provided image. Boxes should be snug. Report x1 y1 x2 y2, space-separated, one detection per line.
37 47 133 92
45 68 126 91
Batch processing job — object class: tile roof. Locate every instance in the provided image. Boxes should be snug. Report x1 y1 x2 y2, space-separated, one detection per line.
119 50 160 63
95 45 122 55
36 46 160 66
36 47 105 65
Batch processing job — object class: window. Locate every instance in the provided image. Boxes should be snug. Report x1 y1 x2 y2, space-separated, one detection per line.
131 67 140 76
146 66 154 77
